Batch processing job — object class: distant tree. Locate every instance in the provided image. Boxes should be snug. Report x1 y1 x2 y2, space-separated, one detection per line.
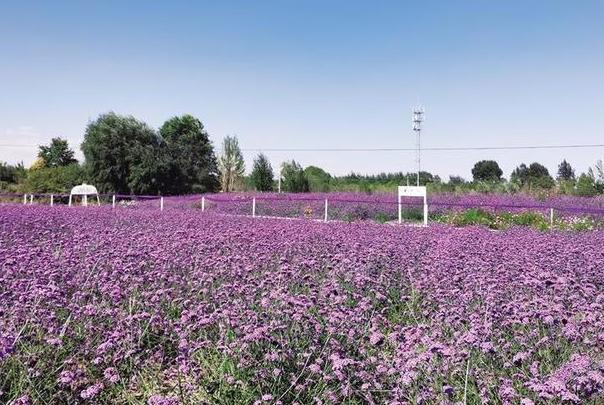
305 166 331 192
594 160 604 185
38 138 77 167
0 162 26 191
575 173 598 196
250 153 274 191
448 175 466 185
281 160 309 192
22 164 84 194
159 115 219 194
556 159 575 182
81 112 160 194
511 162 554 189
472 160 503 182
218 136 245 192
30 157 47 171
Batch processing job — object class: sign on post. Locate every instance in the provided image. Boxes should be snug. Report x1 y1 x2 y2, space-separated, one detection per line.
398 186 428 226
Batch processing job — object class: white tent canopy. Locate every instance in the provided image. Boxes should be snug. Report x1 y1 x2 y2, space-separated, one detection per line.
69 183 100 206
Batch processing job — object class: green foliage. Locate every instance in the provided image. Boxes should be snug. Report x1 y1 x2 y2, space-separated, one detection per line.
250 153 274 191
81 112 161 194
304 166 331 192
0 162 26 191
38 138 77 167
450 209 497 228
471 160 503 182
218 136 245 192
575 173 598 196
557 159 575 181
511 162 555 190
21 164 84 193
281 160 309 192
159 115 220 194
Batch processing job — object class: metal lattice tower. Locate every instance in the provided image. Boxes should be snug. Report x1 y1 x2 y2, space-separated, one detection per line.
412 106 424 186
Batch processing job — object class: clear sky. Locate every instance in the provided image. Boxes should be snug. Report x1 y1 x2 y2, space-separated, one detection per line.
1 0 603 179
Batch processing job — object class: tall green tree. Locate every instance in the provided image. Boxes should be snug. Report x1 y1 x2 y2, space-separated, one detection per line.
304 166 331 192
22 164 84 194
281 160 309 192
250 153 274 191
38 138 77 167
511 162 555 189
218 136 245 192
575 173 598 196
556 159 575 181
0 162 26 191
81 112 161 194
471 160 503 182
159 114 219 194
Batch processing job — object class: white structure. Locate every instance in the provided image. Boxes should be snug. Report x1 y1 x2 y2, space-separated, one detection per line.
412 106 425 187
398 186 428 226
69 184 100 207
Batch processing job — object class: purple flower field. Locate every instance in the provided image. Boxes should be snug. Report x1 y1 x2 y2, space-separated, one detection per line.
1 205 603 403
203 192 604 221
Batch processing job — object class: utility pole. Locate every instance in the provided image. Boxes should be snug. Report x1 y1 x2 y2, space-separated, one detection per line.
412 106 424 186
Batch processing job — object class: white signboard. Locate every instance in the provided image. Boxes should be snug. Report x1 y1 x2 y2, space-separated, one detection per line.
398 186 426 198
397 186 428 226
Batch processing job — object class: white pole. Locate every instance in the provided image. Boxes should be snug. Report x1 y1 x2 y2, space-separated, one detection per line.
550 208 554 228
50 194 54 207
324 199 328 222
398 195 402 224
201 196 205 212
160 197 164 211
83 194 88 207
23 194 27 205
97 194 101 206
278 175 281 193
112 195 116 209
68 194 72 207
252 197 256 217
30 194 33 205
423 196 428 227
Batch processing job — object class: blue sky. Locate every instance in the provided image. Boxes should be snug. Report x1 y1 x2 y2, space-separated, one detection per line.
1 1 603 179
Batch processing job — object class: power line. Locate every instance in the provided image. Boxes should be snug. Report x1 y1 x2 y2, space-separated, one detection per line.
242 144 604 152
2 143 604 151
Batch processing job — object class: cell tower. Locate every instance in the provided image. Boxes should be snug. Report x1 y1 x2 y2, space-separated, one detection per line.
412 105 424 187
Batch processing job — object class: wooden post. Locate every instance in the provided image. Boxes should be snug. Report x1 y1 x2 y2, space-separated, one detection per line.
112 195 116 209
50 194 54 207
23 194 27 205
252 197 256 218
29 194 33 205
160 197 164 211
324 199 328 222
201 196 205 212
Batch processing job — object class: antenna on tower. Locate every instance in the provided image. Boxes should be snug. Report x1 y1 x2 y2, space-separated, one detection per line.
412 105 425 187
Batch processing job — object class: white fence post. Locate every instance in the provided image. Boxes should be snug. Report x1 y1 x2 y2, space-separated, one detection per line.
398 195 402 224
423 194 428 226
29 194 33 205
550 208 554 228
50 194 54 207
252 197 256 218
324 199 328 222
160 197 164 211
23 194 27 205
201 196 205 212
112 195 116 209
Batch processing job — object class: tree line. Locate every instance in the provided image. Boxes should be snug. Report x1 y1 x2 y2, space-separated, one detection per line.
1 112 603 196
